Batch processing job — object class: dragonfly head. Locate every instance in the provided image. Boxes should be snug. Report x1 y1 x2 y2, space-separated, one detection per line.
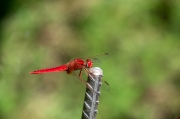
86 59 93 68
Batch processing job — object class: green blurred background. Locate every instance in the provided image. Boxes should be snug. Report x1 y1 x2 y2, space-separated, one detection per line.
1 0 180 119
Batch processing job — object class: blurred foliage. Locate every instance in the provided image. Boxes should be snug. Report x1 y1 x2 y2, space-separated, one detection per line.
1 0 180 119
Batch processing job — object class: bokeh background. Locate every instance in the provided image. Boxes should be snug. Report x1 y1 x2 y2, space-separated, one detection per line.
1 0 180 119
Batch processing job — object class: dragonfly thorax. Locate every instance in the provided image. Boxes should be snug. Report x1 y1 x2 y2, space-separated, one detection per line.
86 59 93 68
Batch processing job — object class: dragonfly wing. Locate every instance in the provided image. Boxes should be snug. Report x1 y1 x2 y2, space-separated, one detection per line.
30 64 68 74
88 53 110 62
87 53 110 66
102 80 110 92
90 57 102 66
85 68 110 92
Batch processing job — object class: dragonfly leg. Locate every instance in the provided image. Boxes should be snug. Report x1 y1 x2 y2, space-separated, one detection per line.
78 69 87 84
83 68 96 82
83 68 90 76
84 68 110 92
78 69 98 93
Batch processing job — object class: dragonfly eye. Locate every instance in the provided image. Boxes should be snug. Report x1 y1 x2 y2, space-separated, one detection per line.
86 59 93 68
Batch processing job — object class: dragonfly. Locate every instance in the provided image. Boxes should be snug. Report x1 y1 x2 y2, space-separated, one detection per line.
30 53 109 92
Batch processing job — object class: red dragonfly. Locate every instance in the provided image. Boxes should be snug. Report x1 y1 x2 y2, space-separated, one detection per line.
30 53 109 91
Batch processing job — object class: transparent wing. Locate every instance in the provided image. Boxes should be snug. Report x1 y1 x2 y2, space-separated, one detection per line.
85 67 110 92
70 68 110 92
88 53 110 62
88 71 110 92
80 53 110 66
102 80 110 92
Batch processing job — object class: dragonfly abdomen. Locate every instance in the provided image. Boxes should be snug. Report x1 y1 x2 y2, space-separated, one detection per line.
30 64 68 74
